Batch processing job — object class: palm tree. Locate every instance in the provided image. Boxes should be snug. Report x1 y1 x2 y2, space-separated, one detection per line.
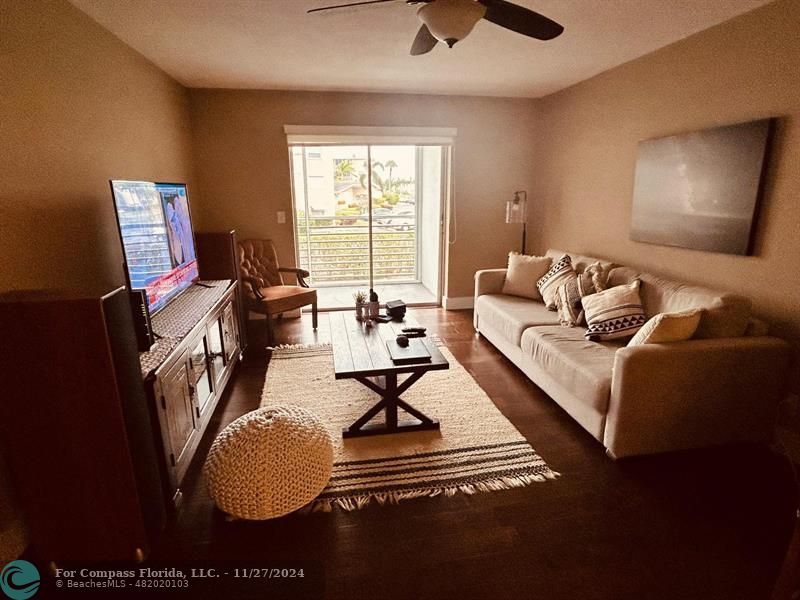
359 161 413 205
384 160 398 185
334 159 356 182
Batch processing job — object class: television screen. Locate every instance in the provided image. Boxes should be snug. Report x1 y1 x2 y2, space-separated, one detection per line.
111 180 199 314
630 118 773 255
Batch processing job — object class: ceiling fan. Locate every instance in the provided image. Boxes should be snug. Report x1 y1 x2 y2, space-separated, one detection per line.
307 0 564 56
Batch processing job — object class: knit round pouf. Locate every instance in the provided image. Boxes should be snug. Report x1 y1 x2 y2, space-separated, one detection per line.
204 405 334 520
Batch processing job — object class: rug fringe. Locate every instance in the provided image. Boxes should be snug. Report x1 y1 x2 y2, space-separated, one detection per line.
309 470 560 513
267 342 332 356
269 337 443 354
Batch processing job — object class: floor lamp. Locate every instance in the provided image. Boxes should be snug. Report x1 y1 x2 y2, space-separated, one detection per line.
506 190 528 254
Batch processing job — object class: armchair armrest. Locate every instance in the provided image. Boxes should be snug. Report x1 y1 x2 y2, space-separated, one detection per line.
604 336 791 458
474 269 507 298
242 276 266 301
279 267 311 288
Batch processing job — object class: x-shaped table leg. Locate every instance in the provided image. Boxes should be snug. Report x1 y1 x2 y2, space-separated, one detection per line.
342 371 440 438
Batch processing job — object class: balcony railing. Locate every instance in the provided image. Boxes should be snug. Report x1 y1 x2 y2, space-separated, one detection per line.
296 215 417 285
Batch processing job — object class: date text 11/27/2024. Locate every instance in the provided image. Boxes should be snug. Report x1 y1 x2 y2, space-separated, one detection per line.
194 568 306 578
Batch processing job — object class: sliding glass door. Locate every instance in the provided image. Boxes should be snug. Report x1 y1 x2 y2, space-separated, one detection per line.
289 143 447 309
291 145 372 286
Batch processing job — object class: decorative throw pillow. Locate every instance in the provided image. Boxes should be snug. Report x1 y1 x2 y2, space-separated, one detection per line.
537 255 578 310
627 309 703 346
553 278 587 327
553 262 610 327
580 262 610 297
502 253 552 301
554 282 582 326
582 280 647 341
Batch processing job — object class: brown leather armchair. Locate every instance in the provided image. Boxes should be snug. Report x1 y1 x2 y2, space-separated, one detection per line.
237 239 318 344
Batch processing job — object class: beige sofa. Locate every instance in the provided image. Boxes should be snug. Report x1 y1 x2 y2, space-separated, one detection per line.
474 249 791 459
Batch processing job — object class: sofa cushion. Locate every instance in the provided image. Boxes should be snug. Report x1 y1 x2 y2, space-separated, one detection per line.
545 249 616 274
475 294 560 346
607 267 751 339
502 253 552 301
521 326 623 414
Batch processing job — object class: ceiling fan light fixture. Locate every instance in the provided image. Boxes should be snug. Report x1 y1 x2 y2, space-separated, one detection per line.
417 0 486 48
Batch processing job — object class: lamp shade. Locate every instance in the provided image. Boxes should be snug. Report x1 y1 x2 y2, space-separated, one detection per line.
505 191 528 224
417 0 486 48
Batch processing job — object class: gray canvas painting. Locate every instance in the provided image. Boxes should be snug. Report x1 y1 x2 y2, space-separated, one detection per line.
630 119 772 255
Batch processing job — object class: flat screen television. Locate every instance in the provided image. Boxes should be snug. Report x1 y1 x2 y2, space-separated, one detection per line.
630 118 773 255
111 180 199 315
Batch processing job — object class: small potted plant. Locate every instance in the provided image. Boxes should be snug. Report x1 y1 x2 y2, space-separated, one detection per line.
353 290 367 321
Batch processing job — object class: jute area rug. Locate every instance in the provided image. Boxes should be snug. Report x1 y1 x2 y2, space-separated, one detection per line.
260 343 559 511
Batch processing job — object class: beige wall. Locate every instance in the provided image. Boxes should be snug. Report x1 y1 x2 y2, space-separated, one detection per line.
187 90 539 299
534 0 800 391
0 0 195 295
0 0 195 560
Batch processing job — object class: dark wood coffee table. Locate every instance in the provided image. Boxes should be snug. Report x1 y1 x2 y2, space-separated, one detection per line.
329 311 449 438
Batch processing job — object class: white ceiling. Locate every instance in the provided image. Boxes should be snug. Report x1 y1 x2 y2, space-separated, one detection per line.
69 0 772 98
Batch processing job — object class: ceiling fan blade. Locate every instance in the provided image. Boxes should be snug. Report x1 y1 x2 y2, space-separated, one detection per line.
477 0 564 40
410 23 438 55
307 0 400 14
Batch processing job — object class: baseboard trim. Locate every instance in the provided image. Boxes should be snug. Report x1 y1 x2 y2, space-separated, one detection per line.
443 296 474 310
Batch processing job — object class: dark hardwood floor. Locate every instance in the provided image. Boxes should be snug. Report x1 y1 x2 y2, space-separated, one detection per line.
153 308 798 600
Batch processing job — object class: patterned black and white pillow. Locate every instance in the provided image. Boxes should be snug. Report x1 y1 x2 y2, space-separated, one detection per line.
582 280 646 341
537 255 577 310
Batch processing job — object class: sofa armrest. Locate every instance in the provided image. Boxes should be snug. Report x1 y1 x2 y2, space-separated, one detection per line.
475 269 507 298
473 269 507 331
604 336 791 458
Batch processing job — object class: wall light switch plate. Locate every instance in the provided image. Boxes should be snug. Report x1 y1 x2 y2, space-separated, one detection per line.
277 211 286 224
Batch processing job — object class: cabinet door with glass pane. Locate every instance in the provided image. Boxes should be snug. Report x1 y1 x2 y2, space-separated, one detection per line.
160 354 196 472
222 303 239 363
188 334 213 417
207 317 227 389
